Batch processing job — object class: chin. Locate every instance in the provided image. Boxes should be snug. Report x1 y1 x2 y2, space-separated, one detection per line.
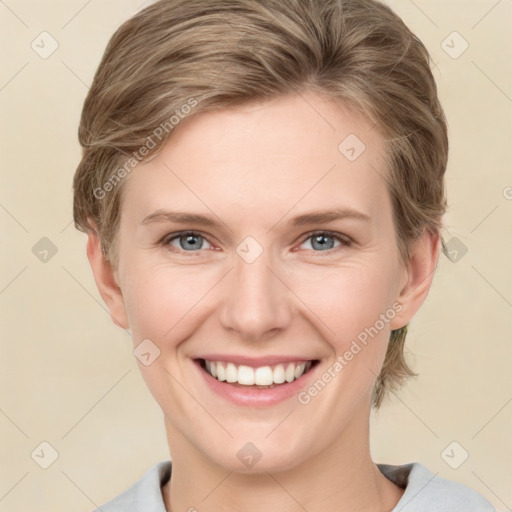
201 433 311 475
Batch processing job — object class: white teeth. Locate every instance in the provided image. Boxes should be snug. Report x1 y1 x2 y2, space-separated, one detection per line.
216 364 226 382
255 366 273 386
273 364 285 384
203 359 314 386
294 362 306 379
225 363 237 383
285 363 295 383
238 365 255 385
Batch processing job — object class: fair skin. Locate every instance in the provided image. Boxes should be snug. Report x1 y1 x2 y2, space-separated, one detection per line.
87 92 439 511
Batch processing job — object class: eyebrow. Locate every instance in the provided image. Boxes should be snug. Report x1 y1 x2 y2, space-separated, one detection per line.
141 208 371 227
288 208 371 225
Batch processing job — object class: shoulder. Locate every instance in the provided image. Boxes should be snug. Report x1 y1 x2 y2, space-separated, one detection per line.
377 461 496 512
90 460 171 512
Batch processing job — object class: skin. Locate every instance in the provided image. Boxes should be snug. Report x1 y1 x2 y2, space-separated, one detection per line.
87 91 440 511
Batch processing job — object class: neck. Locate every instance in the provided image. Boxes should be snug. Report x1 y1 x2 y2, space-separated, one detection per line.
163 401 404 512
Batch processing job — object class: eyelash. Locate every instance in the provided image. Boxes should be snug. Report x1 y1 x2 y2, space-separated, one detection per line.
160 230 352 255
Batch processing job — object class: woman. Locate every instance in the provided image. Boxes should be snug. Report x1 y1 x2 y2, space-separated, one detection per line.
73 0 496 510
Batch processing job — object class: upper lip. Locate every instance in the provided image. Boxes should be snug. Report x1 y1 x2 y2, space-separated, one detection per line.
195 354 318 368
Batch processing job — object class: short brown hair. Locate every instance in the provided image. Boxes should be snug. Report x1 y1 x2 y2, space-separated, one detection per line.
73 0 449 408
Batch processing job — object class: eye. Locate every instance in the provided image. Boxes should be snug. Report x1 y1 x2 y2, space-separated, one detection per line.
162 231 213 252
298 231 352 252
160 230 351 254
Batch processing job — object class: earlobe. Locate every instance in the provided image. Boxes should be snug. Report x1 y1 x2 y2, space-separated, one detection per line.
86 229 130 330
390 230 440 331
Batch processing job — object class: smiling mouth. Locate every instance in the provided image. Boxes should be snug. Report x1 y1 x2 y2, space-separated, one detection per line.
197 358 320 389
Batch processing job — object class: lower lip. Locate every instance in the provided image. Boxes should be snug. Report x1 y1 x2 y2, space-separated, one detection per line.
194 359 319 407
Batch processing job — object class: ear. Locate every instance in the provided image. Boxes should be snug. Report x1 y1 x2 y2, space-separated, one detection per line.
86 229 129 330
390 229 440 330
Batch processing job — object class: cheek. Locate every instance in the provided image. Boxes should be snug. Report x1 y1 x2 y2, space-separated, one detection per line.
291 262 398 338
290 262 400 402
292 268 398 411
121 262 219 344
120 265 212 415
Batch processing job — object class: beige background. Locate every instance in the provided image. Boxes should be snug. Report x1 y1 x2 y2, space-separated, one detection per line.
1 0 511 510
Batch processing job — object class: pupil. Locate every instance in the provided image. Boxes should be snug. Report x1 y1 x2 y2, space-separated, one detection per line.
313 234 334 250
183 235 202 250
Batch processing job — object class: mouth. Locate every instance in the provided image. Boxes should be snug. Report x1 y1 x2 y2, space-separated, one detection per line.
195 358 320 389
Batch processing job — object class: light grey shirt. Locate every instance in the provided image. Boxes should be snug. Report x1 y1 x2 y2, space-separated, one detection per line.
92 460 496 511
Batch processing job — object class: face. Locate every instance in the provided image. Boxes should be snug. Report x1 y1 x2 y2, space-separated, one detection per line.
93 92 434 473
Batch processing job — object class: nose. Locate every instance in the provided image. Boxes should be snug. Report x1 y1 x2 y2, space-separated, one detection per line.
218 249 294 342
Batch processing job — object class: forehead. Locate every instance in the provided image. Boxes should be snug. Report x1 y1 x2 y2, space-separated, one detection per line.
121 92 391 227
